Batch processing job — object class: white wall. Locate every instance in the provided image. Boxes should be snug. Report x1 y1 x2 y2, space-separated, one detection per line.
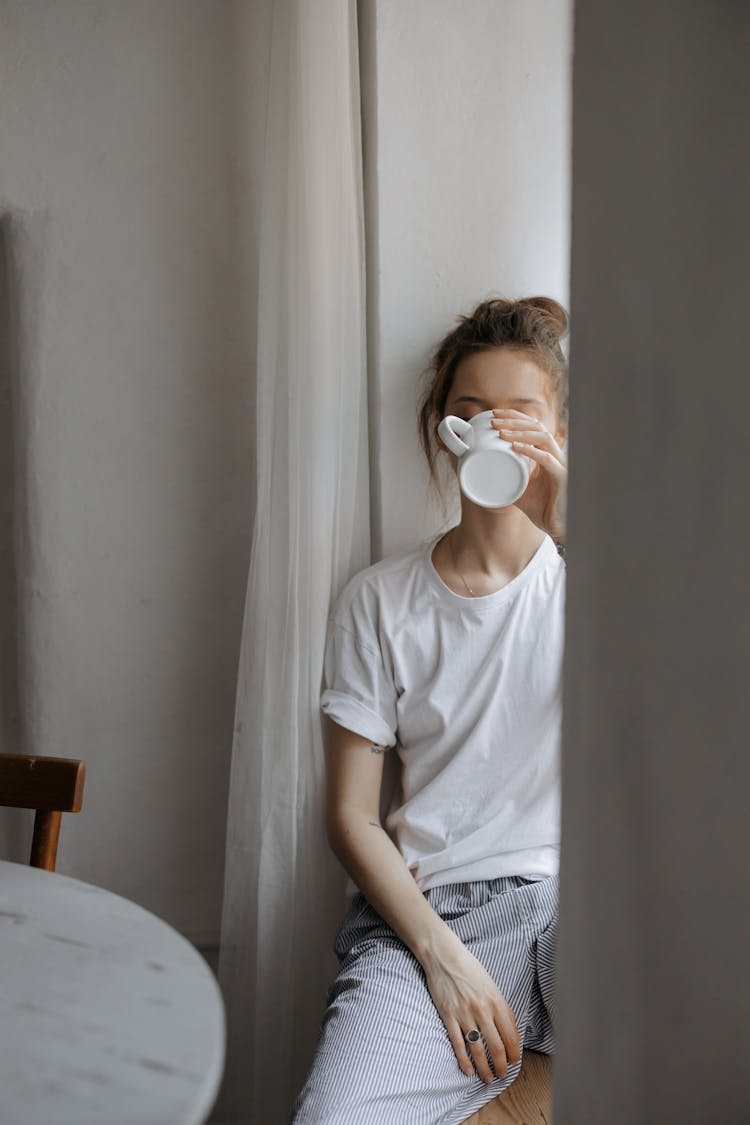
360 0 573 560
0 1 252 946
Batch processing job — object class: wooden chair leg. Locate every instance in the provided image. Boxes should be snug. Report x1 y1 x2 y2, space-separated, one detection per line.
30 809 62 871
461 1048 552 1125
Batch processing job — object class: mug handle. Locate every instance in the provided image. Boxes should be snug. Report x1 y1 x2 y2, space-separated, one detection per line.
438 416 474 457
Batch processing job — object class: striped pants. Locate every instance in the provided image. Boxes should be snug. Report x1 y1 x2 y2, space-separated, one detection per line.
291 873 558 1125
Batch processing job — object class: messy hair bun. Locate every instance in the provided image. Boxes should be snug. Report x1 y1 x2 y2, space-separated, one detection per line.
522 296 569 343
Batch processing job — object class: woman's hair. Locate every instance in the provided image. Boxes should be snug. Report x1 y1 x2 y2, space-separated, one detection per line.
416 295 570 517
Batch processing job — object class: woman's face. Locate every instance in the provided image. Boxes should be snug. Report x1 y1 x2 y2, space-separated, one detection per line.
435 347 567 467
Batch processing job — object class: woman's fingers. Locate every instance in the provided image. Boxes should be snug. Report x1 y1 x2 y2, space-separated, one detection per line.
444 1016 477 1078
474 1020 509 1083
450 1002 522 1086
491 419 566 465
494 1001 523 1065
514 442 567 473
465 1030 499 1085
477 997 522 1081
445 1013 510 1085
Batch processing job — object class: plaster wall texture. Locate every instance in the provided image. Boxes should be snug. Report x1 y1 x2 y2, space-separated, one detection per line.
0 0 253 945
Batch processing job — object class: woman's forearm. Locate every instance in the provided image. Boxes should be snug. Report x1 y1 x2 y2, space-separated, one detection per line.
327 807 464 972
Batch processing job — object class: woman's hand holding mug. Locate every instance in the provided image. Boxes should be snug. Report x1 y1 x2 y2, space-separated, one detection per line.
423 940 522 1085
490 408 567 541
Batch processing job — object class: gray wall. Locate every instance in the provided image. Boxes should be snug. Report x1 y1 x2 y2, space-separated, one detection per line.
0 1 253 947
556 2 750 1121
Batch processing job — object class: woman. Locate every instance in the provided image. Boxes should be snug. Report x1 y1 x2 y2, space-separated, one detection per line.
291 296 568 1125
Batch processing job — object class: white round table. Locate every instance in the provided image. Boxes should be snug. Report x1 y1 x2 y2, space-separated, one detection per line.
0 859 225 1125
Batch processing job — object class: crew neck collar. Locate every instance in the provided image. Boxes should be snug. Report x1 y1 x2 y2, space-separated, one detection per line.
424 529 557 610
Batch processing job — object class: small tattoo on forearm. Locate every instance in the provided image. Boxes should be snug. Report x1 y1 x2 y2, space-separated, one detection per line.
369 743 385 755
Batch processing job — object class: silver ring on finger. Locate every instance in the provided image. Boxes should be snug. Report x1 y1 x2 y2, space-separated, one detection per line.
465 1028 482 1043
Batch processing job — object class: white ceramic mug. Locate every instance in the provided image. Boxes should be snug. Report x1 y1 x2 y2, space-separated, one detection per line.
437 409 534 509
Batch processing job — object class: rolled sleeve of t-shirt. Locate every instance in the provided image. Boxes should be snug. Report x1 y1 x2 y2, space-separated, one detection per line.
320 618 398 748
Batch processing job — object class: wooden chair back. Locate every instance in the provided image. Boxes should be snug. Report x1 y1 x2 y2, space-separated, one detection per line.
0 754 86 871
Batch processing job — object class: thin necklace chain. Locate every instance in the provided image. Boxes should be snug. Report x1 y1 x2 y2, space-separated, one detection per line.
449 531 477 597
447 529 557 596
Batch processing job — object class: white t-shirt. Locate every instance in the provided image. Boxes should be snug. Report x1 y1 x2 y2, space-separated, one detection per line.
321 529 565 901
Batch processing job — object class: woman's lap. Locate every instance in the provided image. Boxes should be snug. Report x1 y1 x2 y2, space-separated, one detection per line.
290 873 559 1125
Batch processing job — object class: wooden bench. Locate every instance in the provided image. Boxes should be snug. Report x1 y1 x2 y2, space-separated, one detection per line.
461 1048 551 1124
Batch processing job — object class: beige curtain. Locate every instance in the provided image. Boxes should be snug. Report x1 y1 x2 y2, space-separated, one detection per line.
213 3 371 1122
